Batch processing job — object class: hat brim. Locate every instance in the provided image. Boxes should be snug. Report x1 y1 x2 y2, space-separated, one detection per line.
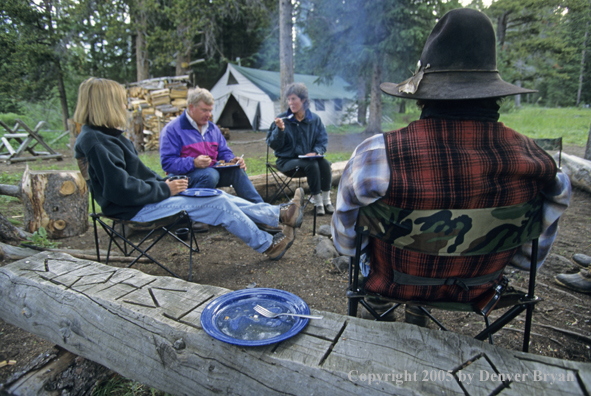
381 71 537 100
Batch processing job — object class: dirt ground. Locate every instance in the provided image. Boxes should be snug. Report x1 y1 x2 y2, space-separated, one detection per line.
1 130 591 387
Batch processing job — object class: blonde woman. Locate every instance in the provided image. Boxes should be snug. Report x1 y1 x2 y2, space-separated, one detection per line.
74 77 304 261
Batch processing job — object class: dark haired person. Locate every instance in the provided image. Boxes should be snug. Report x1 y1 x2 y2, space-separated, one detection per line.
331 9 571 318
267 82 334 216
74 77 303 261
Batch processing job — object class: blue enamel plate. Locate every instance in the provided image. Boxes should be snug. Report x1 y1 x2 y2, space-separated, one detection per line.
200 288 310 346
178 188 223 198
214 163 240 169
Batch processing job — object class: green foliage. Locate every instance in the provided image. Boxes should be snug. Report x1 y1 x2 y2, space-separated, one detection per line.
94 374 169 396
24 227 60 249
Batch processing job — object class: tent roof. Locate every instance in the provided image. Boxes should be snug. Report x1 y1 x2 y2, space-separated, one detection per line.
231 65 355 101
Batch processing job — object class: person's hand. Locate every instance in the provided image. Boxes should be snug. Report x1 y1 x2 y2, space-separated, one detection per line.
274 118 285 131
165 178 188 196
305 152 318 157
194 155 212 168
232 156 247 170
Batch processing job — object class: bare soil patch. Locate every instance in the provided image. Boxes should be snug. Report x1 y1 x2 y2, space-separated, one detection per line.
1 130 590 387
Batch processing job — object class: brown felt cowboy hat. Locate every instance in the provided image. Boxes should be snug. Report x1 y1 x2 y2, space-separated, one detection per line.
381 8 536 100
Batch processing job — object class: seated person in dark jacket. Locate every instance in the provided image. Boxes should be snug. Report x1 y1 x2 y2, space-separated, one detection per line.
267 82 333 216
74 77 304 261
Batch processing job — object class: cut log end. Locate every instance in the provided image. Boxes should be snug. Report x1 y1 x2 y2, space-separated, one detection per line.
53 220 67 231
59 181 76 196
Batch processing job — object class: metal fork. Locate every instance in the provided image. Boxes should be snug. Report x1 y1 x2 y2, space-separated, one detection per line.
253 304 323 320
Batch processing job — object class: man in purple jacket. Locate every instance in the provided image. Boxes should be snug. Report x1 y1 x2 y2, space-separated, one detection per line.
160 88 264 205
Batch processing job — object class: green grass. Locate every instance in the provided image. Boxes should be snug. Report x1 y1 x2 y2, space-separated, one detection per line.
498 106 591 146
94 374 169 396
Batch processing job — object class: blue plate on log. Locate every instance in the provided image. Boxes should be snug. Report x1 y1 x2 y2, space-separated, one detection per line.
178 188 222 198
200 288 310 346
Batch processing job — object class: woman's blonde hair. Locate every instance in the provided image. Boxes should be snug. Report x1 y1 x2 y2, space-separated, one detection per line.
73 77 128 129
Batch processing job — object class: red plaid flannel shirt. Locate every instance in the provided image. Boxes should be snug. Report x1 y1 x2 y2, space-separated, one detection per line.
366 119 557 302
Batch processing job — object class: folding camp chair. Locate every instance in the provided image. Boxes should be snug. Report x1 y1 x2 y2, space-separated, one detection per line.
534 137 563 167
265 145 317 235
347 195 544 352
77 158 200 281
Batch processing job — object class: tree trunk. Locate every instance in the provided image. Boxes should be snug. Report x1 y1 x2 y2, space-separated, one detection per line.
128 112 144 152
497 11 510 47
56 60 69 131
21 168 89 239
356 75 367 125
585 123 591 160
135 1 149 82
577 20 589 106
365 58 383 135
514 80 522 107
176 24 192 76
68 119 82 155
279 0 294 113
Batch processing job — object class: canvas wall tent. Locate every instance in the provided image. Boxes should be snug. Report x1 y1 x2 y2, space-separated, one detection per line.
210 64 356 131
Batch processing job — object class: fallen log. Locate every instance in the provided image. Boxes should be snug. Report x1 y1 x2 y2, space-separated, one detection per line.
238 160 347 201
0 211 29 242
1 252 590 396
2 346 111 396
560 153 591 193
0 241 151 263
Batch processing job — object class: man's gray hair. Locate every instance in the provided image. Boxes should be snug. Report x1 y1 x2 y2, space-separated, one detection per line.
187 87 214 106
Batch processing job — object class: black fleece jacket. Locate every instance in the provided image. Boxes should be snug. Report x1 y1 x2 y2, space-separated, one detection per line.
74 124 170 220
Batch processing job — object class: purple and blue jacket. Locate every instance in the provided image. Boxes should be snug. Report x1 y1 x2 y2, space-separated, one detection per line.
159 111 235 175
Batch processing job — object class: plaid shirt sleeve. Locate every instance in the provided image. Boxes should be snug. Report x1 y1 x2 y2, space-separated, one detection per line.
331 134 391 256
511 170 572 270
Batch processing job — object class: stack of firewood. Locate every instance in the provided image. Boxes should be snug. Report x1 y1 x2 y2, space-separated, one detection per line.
127 79 190 150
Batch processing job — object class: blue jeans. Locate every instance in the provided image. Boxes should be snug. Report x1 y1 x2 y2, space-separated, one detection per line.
130 192 279 253
182 167 264 204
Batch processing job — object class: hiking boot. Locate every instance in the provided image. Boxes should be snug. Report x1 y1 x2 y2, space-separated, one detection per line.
404 305 430 328
279 187 304 228
573 254 591 268
315 205 325 216
256 223 283 235
555 270 591 293
360 297 396 321
264 230 296 261
324 203 335 214
191 222 209 233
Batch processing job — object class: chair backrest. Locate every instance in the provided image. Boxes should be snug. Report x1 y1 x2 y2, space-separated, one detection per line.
534 137 562 167
356 195 543 257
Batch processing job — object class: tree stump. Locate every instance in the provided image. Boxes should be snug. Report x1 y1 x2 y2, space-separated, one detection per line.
21 168 89 239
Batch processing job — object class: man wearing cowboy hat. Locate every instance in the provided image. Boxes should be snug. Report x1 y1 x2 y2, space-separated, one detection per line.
331 8 571 317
